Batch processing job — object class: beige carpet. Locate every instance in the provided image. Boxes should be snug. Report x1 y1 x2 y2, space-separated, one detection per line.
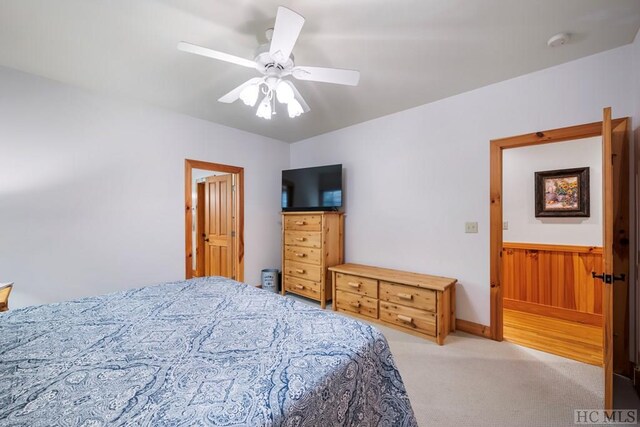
378 323 602 427
285 295 603 427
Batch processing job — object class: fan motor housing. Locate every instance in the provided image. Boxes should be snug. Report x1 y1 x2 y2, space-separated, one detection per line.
254 43 294 75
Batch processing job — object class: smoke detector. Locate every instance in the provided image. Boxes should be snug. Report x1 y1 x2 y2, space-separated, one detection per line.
547 33 570 48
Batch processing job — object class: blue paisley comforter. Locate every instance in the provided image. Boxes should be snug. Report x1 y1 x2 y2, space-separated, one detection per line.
0 277 417 426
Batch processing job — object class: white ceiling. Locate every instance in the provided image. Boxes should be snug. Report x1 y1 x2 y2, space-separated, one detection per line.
1 1 639 143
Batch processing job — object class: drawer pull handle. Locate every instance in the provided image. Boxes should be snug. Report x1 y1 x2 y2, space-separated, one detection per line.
348 282 361 288
295 237 306 242
349 302 361 308
397 293 413 300
295 269 305 274
295 221 306 225
295 253 306 257
397 314 413 323
295 284 305 290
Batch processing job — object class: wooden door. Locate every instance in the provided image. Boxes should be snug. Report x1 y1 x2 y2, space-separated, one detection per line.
600 107 630 410
204 174 234 278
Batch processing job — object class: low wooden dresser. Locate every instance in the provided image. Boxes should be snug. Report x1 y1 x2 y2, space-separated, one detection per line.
329 263 457 344
281 211 344 308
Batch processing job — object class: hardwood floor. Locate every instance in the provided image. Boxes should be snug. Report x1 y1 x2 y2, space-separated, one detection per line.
503 308 602 366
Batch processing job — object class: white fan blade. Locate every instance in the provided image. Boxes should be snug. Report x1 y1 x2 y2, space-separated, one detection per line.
178 41 256 69
292 66 360 86
218 77 263 103
287 81 310 113
269 7 305 63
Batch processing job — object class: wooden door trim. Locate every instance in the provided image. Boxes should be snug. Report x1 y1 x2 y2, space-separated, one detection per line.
195 182 205 277
489 118 628 341
185 159 244 282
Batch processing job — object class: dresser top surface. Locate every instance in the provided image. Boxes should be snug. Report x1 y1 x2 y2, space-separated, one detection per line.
281 211 343 215
328 263 457 291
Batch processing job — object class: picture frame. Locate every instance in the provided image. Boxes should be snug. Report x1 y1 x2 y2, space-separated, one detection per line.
534 167 590 217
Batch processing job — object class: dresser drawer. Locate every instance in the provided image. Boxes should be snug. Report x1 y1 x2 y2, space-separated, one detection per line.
284 260 322 282
335 273 378 298
284 231 322 248
336 290 378 319
380 281 436 312
284 275 321 300
284 245 322 265
379 302 436 336
283 215 322 231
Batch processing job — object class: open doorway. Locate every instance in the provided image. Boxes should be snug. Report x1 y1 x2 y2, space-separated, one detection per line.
489 114 632 410
500 136 604 365
185 159 244 282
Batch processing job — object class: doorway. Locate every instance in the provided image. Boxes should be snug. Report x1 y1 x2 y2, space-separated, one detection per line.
489 111 632 410
500 136 605 366
185 159 244 282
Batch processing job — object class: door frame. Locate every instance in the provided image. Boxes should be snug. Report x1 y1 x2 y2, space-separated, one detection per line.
489 119 627 341
185 159 244 281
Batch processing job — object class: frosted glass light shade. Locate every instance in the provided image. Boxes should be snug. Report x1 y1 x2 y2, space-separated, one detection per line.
276 81 294 104
256 95 272 120
239 84 259 106
287 99 303 118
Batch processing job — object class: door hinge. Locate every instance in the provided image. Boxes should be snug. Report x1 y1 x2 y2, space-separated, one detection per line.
593 272 613 284
231 231 236 237
613 273 626 283
592 272 626 284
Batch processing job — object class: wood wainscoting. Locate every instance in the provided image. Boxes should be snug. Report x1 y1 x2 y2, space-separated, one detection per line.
502 242 603 365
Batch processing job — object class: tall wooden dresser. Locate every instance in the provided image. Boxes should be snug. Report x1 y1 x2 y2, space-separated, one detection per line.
281 211 344 308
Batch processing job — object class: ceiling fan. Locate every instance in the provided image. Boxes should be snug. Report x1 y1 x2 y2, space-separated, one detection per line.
178 6 360 120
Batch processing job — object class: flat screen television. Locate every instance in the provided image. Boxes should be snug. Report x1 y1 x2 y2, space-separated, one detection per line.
281 164 343 211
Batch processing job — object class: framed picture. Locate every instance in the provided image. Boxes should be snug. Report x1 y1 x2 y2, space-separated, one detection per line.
535 167 590 217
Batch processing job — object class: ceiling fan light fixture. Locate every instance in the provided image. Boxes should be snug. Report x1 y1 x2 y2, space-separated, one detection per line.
287 98 304 118
276 80 294 104
179 6 360 121
239 83 260 106
256 95 272 120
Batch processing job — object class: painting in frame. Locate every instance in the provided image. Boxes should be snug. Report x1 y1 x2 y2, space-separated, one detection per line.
534 167 590 217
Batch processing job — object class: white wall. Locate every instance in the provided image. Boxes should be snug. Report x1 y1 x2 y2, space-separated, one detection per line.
2 39 638 333
290 45 634 326
0 66 289 309
503 136 602 246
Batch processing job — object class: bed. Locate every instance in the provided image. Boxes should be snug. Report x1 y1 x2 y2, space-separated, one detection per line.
0 277 417 426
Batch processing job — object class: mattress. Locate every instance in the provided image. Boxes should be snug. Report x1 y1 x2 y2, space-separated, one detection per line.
0 277 417 426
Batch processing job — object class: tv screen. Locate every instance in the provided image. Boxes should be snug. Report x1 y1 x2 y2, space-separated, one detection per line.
282 164 343 211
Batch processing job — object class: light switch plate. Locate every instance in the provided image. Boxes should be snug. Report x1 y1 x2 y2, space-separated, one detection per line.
465 222 478 233
503 221 509 230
